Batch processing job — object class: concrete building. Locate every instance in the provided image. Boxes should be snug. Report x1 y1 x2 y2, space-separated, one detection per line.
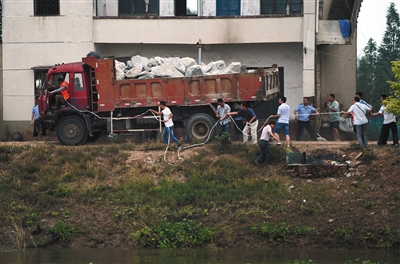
0 0 363 140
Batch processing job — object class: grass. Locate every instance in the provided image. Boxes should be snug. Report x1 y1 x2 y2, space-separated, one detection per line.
0 142 399 250
251 221 312 242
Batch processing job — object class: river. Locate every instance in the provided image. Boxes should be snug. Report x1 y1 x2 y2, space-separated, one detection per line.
1 248 399 264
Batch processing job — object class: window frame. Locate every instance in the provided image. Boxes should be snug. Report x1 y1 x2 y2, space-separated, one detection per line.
34 0 60 16
118 0 159 16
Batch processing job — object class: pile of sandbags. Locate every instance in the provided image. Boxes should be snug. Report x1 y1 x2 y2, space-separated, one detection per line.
114 55 245 80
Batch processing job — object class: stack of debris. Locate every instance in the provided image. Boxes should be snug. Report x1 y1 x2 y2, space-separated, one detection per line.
287 152 350 178
114 55 246 80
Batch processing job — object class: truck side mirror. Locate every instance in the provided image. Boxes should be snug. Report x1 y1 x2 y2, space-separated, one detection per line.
35 79 42 89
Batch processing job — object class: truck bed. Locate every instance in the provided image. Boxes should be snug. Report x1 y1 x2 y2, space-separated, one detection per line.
82 57 279 113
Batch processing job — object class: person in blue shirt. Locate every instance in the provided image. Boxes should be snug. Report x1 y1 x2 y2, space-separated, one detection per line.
355 92 372 112
31 96 46 140
294 97 318 141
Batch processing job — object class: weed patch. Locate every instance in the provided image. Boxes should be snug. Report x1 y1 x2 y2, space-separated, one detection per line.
51 221 75 242
294 184 332 215
131 218 212 248
380 225 400 249
251 222 312 242
363 200 378 209
335 224 355 242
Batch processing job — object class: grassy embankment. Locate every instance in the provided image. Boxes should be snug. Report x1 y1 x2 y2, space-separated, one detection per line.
1 139 400 252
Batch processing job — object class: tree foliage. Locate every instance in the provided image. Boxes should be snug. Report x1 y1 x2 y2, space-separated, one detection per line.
386 61 400 117
357 39 377 106
357 3 400 111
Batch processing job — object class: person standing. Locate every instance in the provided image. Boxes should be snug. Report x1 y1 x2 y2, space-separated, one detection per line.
294 97 318 141
226 102 258 144
255 121 278 166
355 92 373 112
341 97 370 147
31 96 46 140
216 98 231 137
371 94 399 146
326 94 340 141
269 96 291 147
150 101 181 148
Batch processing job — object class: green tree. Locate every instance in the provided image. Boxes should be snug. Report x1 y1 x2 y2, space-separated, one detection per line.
357 38 377 106
375 3 400 103
386 61 400 117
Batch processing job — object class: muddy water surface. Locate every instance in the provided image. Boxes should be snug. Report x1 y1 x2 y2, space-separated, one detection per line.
1 248 399 264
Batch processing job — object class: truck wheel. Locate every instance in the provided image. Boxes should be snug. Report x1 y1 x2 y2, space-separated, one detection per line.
185 113 216 143
56 116 88 145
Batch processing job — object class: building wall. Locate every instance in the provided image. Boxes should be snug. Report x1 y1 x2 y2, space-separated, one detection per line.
1 0 95 139
2 0 94 123
319 42 357 110
93 16 303 44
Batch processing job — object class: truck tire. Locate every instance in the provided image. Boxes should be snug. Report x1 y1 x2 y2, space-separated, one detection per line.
56 116 88 145
185 113 216 143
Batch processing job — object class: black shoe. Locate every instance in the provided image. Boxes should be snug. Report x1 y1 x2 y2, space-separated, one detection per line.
177 144 182 148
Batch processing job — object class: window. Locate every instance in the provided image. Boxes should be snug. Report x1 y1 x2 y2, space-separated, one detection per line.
290 0 302 14
261 0 303 15
216 0 240 16
74 73 83 91
175 0 198 16
33 69 49 97
34 0 60 16
118 0 159 16
261 0 286 14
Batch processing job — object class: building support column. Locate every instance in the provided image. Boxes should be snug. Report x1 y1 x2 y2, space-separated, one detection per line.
303 0 317 97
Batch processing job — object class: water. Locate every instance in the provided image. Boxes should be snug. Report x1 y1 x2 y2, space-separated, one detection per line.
1 248 399 264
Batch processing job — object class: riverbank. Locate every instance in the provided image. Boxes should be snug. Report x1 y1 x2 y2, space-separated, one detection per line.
1 140 400 251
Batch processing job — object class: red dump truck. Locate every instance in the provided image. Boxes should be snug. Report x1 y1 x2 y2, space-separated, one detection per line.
37 56 280 145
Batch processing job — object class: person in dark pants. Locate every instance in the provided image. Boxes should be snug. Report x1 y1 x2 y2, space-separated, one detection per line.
326 94 340 141
371 94 399 146
31 96 46 140
215 98 231 136
294 97 318 141
255 121 278 166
